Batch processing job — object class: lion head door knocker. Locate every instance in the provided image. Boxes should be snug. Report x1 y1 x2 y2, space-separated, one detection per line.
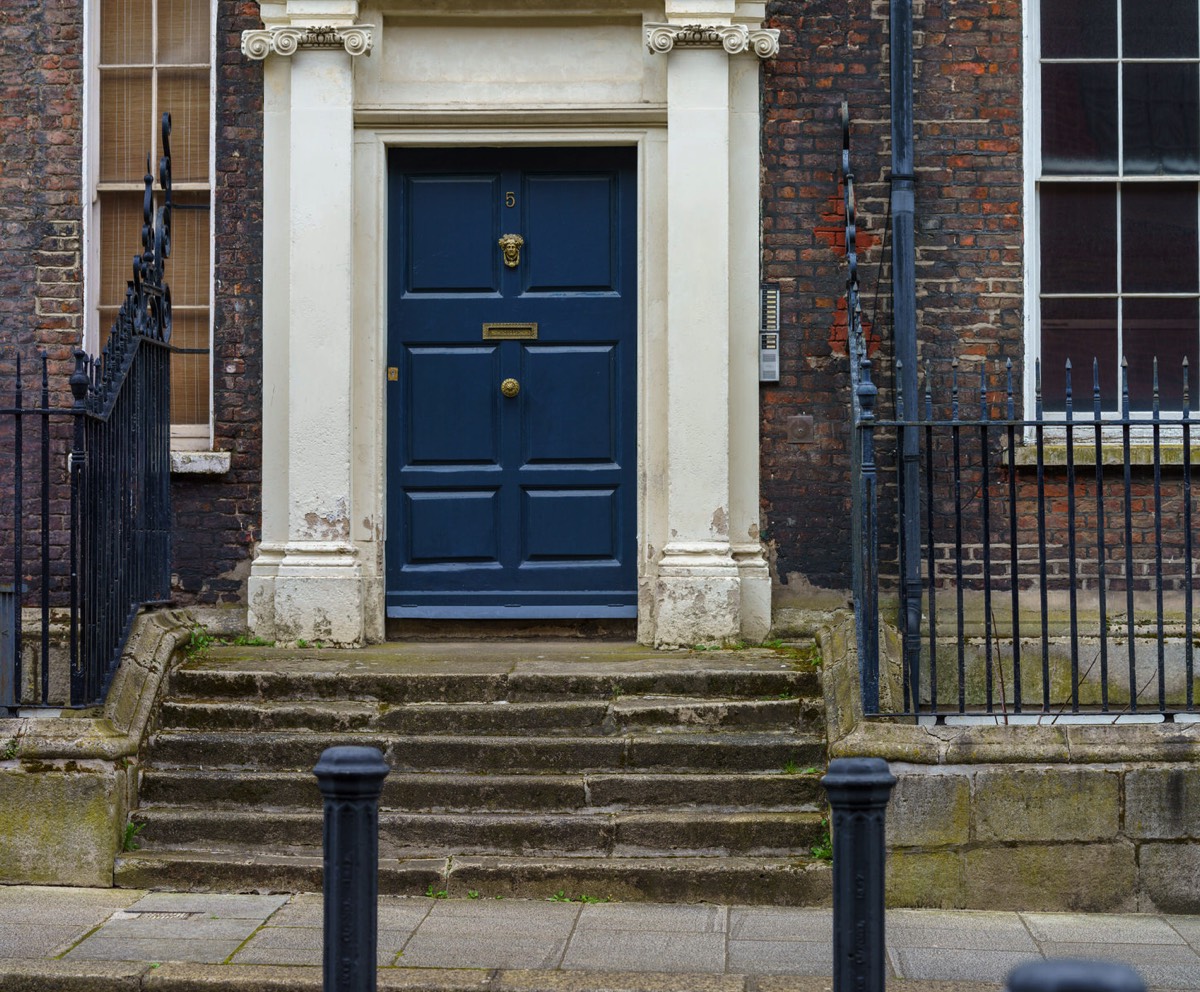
498 233 524 268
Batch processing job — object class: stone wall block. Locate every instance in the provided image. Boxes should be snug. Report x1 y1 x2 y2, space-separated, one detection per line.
1126 767 1200 839
973 767 1119 842
886 849 966 909
962 842 1137 913
886 770 971 847
1140 843 1200 913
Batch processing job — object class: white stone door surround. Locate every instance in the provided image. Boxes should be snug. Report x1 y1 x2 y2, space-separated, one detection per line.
243 0 778 647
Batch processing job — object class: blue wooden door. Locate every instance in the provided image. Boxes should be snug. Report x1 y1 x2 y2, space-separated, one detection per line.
386 148 637 618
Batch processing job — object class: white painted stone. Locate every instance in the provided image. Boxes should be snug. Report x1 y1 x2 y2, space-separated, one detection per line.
249 0 777 646
169 450 231 475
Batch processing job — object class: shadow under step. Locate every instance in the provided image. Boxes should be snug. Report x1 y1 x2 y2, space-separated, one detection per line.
114 850 833 906
131 808 827 858
146 731 827 774
138 769 827 811
156 696 821 735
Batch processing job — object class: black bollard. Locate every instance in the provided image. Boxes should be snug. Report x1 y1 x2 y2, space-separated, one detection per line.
313 745 391 992
822 757 897 992
1007 959 1146 992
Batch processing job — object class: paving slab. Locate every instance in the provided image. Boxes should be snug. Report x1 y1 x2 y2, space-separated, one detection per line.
93 917 264 941
561 930 726 973
127 893 291 919
400 932 570 969
727 939 833 975
1022 912 1186 945
0 923 100 959
0 885 143 922
232 924 406 967
496 970 747 992
64 935 247 964
728 907 831 941
1032 942 1200 965
889 947 1041 984
266 893 431 930
575 903 727 933
887 910 1038 952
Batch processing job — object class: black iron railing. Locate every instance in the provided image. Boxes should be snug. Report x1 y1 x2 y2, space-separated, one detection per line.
1 114 174 711
853 351 1198 719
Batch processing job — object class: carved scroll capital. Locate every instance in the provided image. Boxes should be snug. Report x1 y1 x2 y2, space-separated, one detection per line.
241 24 374 60
644 22 780 58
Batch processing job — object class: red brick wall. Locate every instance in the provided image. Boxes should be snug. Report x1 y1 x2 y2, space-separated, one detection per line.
169 0 264 605
761 0 1025 595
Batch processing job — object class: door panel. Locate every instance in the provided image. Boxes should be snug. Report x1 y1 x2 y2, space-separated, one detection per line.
386 147 637 617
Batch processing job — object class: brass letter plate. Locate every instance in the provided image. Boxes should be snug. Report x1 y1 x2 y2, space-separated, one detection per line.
482 322 538 340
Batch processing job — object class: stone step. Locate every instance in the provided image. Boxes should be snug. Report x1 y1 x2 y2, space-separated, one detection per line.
132 808 827 858
170 648 821 707
139 769 826 811
146 731 826 774
156 696 821 735
113 850 834 905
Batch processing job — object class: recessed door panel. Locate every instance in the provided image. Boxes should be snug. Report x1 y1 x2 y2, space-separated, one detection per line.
405 175 499 293
386 147 637 616
523 488 618 562
407 490 500 564
405 346 499 465
523 174 616 292
522 345 616 465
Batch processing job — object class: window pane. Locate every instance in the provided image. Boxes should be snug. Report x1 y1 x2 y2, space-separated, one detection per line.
98 192 143 309
1123 297 1199 407
1123 0 1198 57
100 0 152 64
158 69 210 182
1042 0 1116 58
1041 297 1120 410
99 69 153 183
1122 183 1199 292
1123 63 1200 175
1042 63 1119 174
159 0 210 64
167 193 211 307
1041 184 1118 292
169 311 210 425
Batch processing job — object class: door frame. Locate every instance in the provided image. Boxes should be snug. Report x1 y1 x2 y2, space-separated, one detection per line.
351 125 668 641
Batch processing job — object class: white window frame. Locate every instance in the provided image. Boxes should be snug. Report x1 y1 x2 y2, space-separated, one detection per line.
1023 0 1200 427
83 0 217 450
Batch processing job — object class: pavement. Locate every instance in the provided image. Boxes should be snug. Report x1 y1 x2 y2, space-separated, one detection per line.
0 886 1196 992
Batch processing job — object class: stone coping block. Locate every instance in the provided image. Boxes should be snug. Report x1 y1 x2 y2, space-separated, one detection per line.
0 609 193 886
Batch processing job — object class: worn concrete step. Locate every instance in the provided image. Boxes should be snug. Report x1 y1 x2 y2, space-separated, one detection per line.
131 808 827 858
146 731 827 774
170 654 821 707
138 769 826 811
113 850 833 905
156 696 821 735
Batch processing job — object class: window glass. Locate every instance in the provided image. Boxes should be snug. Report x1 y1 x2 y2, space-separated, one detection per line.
1040 184 1117 293
1122 64 1200 175
1042 0 1117 59
1041 297 1120 410
96 0 212 431
1123 297 1200 407
1042 64 1119 174
1122 0 1198 57
1121 183 1199 293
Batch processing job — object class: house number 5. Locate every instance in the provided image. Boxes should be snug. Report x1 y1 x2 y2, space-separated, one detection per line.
505 191 516 208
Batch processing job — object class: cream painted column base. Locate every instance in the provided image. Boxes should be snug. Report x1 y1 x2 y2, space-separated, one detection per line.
247 542 286 642
268 542 365 646
654 542 742 647
733 543 772 642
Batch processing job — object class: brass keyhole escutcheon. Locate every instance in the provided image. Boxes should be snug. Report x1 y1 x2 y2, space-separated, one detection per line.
501 378 520 398
498 233 524 268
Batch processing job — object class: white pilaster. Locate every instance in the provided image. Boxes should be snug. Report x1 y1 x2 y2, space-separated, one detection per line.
243 6 373 645
647 18 778 646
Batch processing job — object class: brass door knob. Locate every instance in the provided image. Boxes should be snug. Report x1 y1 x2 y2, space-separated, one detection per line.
501 378 520 398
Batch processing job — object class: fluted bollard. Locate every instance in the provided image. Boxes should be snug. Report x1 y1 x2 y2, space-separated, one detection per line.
1007 960 1146 992
822 757 897 992
314 745 391 992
